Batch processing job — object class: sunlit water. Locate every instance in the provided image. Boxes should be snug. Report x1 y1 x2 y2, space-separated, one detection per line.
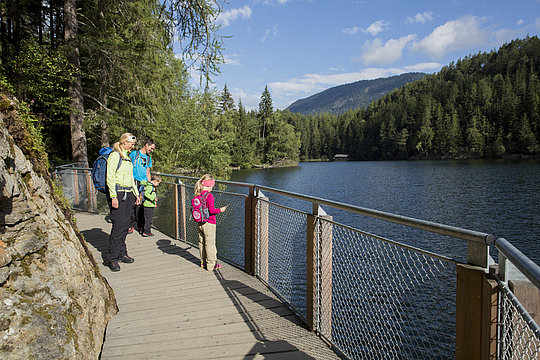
230 159 540 266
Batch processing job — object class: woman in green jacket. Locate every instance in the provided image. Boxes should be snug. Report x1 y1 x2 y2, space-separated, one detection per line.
105 133 140 272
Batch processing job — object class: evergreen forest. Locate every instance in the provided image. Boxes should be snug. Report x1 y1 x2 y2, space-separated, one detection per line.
1 0 539 178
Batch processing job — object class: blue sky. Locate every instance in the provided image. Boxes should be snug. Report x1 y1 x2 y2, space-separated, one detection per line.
185 0 540 111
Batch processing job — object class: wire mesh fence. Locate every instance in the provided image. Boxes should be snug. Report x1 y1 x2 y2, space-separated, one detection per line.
55 167 540 360
256 199 309 319
498 282 540 359
323 219 456 359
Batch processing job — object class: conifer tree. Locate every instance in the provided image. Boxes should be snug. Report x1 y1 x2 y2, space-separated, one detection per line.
258 85 273 157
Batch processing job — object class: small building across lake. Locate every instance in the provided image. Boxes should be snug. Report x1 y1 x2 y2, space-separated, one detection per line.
333 154 350 161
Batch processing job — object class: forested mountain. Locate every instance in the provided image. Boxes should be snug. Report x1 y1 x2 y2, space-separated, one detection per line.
2 0 538 176
284 36 540 161
286 73 426 115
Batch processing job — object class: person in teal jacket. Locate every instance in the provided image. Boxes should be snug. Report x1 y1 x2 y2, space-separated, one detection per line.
105 133 140 272
138 174 162 236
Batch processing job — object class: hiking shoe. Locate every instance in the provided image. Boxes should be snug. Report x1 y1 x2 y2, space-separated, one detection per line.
105 260 120 272
127 227 134 234
213 264 222 270
119 255 135 264
141 232 154 237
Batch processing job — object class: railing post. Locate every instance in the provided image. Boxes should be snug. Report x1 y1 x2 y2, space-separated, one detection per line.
179 181 187 242
73 169 79 207
456 264 498 359
306 212 316 331
307 204 333 336
85 171 96 212
468 241 490 268
173 182 179 241
319 211 333 340
244 186 256 275
256 192 269 281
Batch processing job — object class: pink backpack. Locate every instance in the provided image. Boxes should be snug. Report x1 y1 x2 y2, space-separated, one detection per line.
191 192 210 222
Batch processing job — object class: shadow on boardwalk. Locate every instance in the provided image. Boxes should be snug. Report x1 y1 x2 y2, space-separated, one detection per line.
77 212 339 359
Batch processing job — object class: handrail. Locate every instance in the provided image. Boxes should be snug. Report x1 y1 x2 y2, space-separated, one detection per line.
156 173 494 246
55 168 493 246
255 184 494 246
495 237 540 289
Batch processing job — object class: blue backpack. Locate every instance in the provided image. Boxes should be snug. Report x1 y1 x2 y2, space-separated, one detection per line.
91 147 122 193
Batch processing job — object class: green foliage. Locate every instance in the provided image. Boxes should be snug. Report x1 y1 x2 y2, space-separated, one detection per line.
289 36 540 160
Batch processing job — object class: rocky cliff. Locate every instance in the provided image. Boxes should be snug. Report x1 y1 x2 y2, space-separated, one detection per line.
0 95 117 359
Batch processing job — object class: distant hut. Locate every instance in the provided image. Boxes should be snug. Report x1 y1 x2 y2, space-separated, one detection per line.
333 154 349 161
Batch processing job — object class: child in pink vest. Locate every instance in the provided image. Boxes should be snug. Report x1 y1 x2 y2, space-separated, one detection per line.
194 174 227 270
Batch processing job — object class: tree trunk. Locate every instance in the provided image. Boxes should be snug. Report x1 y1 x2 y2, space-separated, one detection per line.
64 0 88 166
100 89 109 147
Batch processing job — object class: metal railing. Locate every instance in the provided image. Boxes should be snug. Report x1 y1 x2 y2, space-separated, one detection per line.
55 166 540 359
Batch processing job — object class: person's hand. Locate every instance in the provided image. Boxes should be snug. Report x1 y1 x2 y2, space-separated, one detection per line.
135 196 141 206
220 205 228 212
111 197 119 209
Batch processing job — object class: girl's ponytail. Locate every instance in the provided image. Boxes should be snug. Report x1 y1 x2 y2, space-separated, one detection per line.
194 174 214 196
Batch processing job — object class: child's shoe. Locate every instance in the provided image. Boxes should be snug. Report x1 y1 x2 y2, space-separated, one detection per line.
141 232 154 237
200 262 206 269
127 227 134 234
213 264 222 270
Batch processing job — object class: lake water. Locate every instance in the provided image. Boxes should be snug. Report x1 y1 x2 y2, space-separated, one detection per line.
230 159 540 265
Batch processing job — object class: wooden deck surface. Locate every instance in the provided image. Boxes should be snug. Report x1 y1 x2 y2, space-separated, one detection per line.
76 212 340 359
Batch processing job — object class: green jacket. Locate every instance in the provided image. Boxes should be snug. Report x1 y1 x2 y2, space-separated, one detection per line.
140 180 157 208
106 150 139 199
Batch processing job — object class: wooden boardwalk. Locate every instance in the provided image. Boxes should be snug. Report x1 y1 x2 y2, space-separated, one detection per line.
76 212 340 359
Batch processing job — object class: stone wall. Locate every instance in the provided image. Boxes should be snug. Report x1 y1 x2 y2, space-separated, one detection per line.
0 96 117 359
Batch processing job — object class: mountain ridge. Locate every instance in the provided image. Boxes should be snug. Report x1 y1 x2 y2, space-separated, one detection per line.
286 72 427 115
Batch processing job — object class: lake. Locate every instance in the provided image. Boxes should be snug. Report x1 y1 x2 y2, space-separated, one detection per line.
230 159 540 266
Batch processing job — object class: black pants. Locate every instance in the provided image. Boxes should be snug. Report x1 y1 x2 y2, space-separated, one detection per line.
130 180 141 229
108 192 136 261
140 206 154 234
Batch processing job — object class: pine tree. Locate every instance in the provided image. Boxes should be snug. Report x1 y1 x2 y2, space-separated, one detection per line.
219 84 235 113
258 85 273 156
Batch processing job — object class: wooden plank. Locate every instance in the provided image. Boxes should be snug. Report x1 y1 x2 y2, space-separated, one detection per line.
75 212 340 360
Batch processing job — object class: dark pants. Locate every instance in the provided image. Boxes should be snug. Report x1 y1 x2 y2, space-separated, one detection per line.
130 180 141 230
140 206 154 234
108 192 136 261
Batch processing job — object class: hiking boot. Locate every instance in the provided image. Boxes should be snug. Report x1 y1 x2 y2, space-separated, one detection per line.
105 260 120 272
141 232 154 237
119 255 135 263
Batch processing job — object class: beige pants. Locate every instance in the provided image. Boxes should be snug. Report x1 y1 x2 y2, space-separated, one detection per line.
197 222 217 270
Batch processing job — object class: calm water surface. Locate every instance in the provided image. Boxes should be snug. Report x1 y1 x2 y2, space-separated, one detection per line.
230 159 540 265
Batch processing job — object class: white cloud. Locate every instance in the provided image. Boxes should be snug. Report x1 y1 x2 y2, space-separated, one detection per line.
360 35 416 65
218 6 252 27
223 54 241 66
403 62 441 73
261 24 278 42
364 20 390 36
267 66 425 99
517 19 524 26
407 12 434 24
343 26 361 35
411 15 488 59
